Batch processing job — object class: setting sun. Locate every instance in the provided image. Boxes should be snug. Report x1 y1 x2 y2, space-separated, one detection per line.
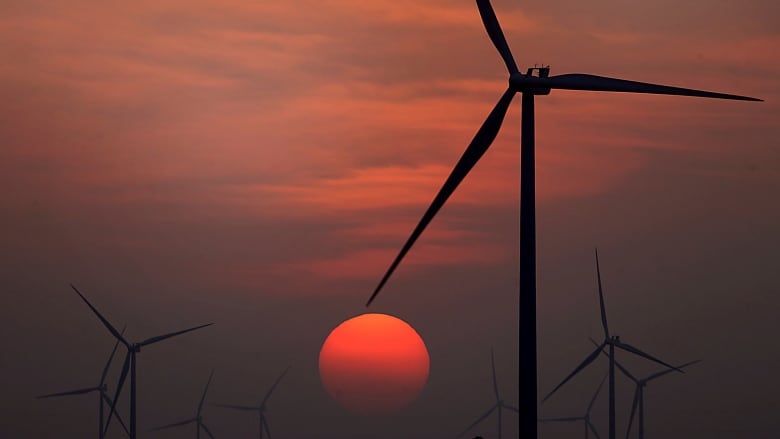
319 313 430 415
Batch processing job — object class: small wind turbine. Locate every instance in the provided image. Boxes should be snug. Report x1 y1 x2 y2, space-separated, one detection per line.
214 366 290 439
604 351 700 439
70 284 213 439
150 369 217 439
37 329 130 438
542 250 682 439
457 350 519 439
539 373 606 439
362 2 761 437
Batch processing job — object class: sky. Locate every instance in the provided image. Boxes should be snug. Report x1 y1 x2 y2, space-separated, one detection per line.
1 0 778 437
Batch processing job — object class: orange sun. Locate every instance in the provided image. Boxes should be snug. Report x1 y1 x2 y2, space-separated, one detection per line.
318 313 430 415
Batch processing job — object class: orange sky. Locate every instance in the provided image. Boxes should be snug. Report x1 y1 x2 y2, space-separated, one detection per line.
1 1 779 438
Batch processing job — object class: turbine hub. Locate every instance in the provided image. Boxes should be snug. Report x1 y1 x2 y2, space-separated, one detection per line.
508 68 551 95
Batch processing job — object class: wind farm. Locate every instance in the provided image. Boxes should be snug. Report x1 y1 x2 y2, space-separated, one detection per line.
4 0 778 438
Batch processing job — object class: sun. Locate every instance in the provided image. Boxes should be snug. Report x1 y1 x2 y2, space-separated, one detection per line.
318 313 430 415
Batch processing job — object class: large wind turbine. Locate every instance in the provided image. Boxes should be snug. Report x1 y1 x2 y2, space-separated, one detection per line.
70 284 213 439
608 356 701 439
362 1 760 437
151 369 217 439
37 329 130 438
457 350 519 439
543 250 682 439
539 373 607 439
214 366 290 439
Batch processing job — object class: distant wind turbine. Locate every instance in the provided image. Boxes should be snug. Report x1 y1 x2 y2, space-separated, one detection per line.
543 250 682 439
151 369 217 439
37 328 130 438
215 366 290 439
70 284 213 439
599 349 700 439
457 350 519 439
362 1 761 437
539 372 607 439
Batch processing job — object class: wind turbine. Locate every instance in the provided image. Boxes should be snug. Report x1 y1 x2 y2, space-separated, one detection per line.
214 366 290 439
607 354 701 439
70 284 213 439
542 250 682 439
151 369 217 439
539 373 607 439
37 329 131 438
456 350 519 439
362 1 761 437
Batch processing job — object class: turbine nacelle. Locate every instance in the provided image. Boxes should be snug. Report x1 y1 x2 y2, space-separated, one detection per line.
509 71 551 95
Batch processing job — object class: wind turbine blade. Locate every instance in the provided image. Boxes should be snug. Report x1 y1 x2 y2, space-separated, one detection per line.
544 73 762 101
476 0 519 74
491 349 500 401
104 351 130 435
198 369 215 416
457 405 496 438
505 403 519 413
625 386 640 439
594 249 609 339
139 322 213 347
71 284 129 349
645 359 701 382
101 393 131 437
591 337 638 383
37 386 99 398
586 372 608 415
213 403 259 411
201 422 217 439
100 325 127 385
263 416 273 439
542 342 606 403
150 418 196 431
262 366 290 405
538 416 583 422
587 420 602 439
366 88 516 306
614 340 684 374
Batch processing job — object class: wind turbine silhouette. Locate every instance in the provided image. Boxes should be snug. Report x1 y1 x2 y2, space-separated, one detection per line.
603 352 700 439
539 372 607 439
37 328 131 438
457 350 519 439
150 369 217 439
362 1 760 437
70 284 213 439
214 366 290 439
542 250 682 439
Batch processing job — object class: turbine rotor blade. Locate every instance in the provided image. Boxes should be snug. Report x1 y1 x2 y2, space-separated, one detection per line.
139 323 213 347
198 369 215 416
104 351 130 436
587 419 602 439
37 386 99 398
201 422 217 439
476 0 519 74
366 88 516 306
586 372 608 415
614 340 684 374
263 416 272 439
543 73 762 101
626 387 640 439
262 366 290 405
505 403 519 413
594 249 609 339
542 342 606 403
71 284 129 349
101 393 131 437
591 338 638 383
214 403 259 411
490 349 500 401
151 418 196 431
645 359 701 382
100 325 127 385
457 405 497 438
